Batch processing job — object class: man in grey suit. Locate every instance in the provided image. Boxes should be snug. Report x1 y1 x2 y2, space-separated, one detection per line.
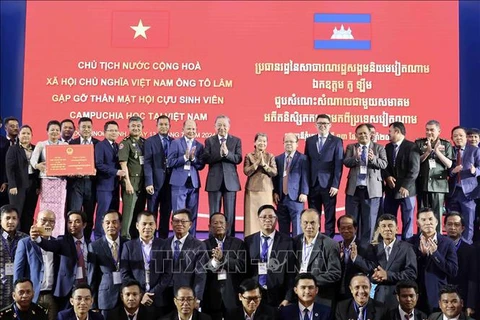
428 285 473 320
203 115 242 235
344 124 387 242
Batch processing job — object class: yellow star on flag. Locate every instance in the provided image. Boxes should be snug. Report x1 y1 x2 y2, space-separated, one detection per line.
130 19 151 39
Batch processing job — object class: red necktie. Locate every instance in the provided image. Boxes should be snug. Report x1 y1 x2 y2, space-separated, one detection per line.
76 240 87 283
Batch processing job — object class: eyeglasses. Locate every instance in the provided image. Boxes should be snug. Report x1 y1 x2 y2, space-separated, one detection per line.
316 122 330 126
175 297 195 303
241 295 261 303
39 218 55 224
172 219 191 225
259 215 276 221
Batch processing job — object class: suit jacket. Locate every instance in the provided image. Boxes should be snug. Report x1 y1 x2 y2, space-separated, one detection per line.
68 137 100 184
353 240 417 309
5 144 38 190
344 142 387 198
415 138 454 193
279 303 330 320
88 236 128 310
13 236 59 303
428 312 473 320
95 139 120 192
168 137 205 188
202 235 246 311
161 310 212 320
157 235 208 306
383 139 420 198
144 134 173 190
387 308 428 320
304 133 343 189
447 239 477 309
105 305 156 320
243 151 277 192
335 298 388 320
225 303 278 320
292 233 341 307
36 234 90 298
0 135 10 186
57 308 104 320
245 231 295 306
120 238 164 306
203 134 242 192
273 151 309 200
449 144 480 198
407 234 458 310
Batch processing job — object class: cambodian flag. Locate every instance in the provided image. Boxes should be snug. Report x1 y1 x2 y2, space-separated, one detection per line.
313 13 371 50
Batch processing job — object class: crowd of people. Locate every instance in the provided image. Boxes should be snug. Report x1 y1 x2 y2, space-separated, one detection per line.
0 114 479 320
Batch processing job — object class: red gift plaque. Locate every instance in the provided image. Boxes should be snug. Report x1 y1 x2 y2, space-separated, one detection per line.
45 144 95 176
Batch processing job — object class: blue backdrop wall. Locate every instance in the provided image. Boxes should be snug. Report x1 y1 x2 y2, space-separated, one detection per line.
1 1 479 128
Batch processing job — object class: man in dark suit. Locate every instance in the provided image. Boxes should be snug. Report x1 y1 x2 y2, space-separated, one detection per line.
88 210 128 318
387 280 427 320
203 115 242 236
344 124 388 242
157 208 208 315
444 212 477 317
383 121 420 240
0 117 19 208
168 120 205 237
304 114 344 238
448 126 480 244
144 115 173 239
31 210 90 310
120 211 164 314
14 209 58 320
202 213 246 320
335 273 389 320
428 285 474 320
244 205 294 308
407 208 458 314
336 215 367 302
273 133 309 236
57 284 104 320
415 120 454 234
161 286 212 320
292 208 341 308
106 279 156 320
68 117 100 240
279 273 331 320
225 278 278 320
95 121 125 240
351 214 417 309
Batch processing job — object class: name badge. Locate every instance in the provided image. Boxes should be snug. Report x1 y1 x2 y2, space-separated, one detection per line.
75 267 83 279
283 170 287 177
139 156 144 165
217 269 227 280
184 163 191 171
145 270 150 284
428 158 436 169
5 263 14 276
360 166 367 174
258 262 268 275
113 271 122 285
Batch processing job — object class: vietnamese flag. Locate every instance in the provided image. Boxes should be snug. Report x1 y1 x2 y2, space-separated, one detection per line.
112 11 169 48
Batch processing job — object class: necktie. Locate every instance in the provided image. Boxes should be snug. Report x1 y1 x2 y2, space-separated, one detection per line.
162 137 169 157
75 240 86 283
404 314 411 320
303 308 309 320
128 314 135 320
357 306 364 320
282 155 292 195
174 239 181 261
385 246 391 261
456 147 462 183
259 236 269 287
82 139 88 145
359 145 367 179
187 139 192 152
344 246 350 263
112 142 118 153
111 242 118 262
392 144 399 166
318 136 324 153
9 139 14 146
220 137 226 144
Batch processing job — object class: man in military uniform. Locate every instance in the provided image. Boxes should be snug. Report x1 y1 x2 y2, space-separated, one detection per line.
119 116 146 239
415 120 454 232
0 278 48 320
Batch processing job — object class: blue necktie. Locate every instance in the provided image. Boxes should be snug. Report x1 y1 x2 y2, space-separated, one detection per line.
392 144 398 166
359 145 367 179
303 308 310 320
162 137 169 157
318 136 324 153
259 236 269 287
174 240 181 261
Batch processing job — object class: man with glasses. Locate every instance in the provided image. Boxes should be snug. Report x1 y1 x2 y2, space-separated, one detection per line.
225 279 277 320
244 204 294 308
305 114 344 238
161 286 212 320
57 284 104 320
273 133 309 237
14 210 57 320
